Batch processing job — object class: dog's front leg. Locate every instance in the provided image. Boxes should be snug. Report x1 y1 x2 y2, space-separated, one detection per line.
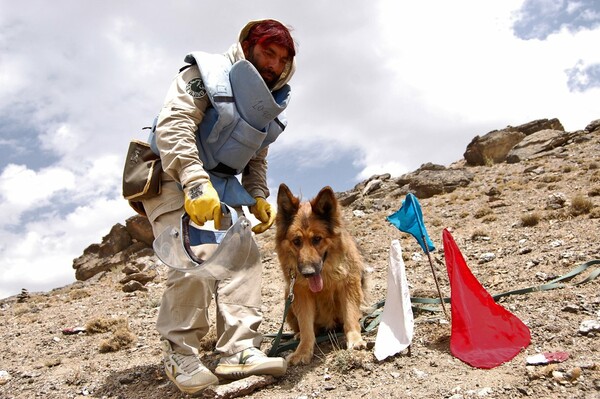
286 293 316 365
341 295 366 350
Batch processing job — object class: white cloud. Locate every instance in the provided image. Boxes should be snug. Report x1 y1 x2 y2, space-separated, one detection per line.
0 164 76 223
1 0 600 299
0 195 132 299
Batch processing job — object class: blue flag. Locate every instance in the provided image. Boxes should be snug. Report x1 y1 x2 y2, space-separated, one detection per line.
387 193 435 253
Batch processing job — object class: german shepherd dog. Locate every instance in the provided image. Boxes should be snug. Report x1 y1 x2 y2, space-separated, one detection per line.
275 183 369 365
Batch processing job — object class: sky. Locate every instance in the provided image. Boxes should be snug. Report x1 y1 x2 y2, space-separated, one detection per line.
1 0 599 299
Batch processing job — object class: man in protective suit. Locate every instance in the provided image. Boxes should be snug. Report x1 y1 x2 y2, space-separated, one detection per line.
141 19 296 395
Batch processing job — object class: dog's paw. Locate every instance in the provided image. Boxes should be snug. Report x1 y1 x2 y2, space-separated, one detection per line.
286 349 313 365
346 332 367 350
347 339 367 350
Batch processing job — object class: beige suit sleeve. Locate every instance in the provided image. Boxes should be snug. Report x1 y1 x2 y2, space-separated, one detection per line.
242 146 270 199
155 65 211 189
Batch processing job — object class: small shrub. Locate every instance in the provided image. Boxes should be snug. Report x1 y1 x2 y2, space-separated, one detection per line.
570 195 593 216
521 212 541 227
328 348 371 374
69 289 90 301
99 326 136 353
562 165 573 173
483 156 495 167
12 304 31 316
470 229 489 240
86 317 127 334
474 207 493 219
482 215 497 223
540 174 561 183
588 162 598 170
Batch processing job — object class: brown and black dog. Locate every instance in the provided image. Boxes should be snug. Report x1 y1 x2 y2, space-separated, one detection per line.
275 183 369 365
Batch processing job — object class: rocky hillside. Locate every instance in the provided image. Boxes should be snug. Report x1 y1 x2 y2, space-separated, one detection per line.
1 118 599 399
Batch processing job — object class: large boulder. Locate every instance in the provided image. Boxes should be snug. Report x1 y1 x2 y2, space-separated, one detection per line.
72 216 155 281
464 118 564 166
393 163 474 199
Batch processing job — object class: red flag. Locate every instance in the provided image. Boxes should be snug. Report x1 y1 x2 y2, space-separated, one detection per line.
443 229 531 369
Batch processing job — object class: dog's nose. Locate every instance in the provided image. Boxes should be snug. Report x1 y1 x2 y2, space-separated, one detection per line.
298 262 322 277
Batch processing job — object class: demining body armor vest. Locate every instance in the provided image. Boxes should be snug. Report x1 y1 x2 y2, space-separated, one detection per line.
186 51 292 177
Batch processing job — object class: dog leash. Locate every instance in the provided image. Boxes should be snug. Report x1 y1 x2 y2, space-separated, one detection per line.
267 273 295 357
268 259 600 356
407 259 600 313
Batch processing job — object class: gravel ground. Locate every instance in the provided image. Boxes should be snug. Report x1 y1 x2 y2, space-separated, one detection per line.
1 130 599 399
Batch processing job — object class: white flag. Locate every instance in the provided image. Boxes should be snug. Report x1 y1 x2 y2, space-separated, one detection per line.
373 239 414 361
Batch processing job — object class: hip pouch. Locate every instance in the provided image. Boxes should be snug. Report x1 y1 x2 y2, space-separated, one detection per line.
122 139 162 201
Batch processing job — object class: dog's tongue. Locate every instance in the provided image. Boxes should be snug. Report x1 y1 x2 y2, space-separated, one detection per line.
308 274 323 293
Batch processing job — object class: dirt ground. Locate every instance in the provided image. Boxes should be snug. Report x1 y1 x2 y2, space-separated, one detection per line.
1 131 599 399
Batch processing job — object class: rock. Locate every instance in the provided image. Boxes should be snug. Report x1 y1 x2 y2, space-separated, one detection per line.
509 118 564 135
579 319 600 334
338 191 360 207
506 129 580 163
393 166 474 199
122 264 142 275
585 119 600 133
16 288 29 303
119 270 157 285
121 280 147 293
0 370 11 385
464 129 526 166
201 375 276 398
98 224 133 258
464 118 565 166
72 216 155 281
74 252 127 281
125 215 154 246
363 179 382 195
546 193 567 210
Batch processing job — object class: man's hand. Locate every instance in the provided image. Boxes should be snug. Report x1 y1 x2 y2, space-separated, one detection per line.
184 181 221 229
250 197 276 234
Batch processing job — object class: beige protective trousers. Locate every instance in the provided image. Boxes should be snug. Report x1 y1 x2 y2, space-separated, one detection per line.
142 174 264 356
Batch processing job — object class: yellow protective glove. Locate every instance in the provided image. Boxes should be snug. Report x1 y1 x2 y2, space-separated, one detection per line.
183 181 222 229
249 197 276 234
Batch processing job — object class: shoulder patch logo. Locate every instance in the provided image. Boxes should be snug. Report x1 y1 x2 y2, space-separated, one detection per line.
186 78 207 99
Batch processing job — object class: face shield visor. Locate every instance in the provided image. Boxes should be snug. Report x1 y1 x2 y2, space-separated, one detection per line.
152 204 253 280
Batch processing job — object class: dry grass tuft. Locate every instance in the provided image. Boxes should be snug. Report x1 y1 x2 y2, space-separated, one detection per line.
99 326 137 353
540 174 561 183
570 195 594 216
86 317 128 334
470 229 489 240
473 207 493 219
68 289 90 301
521 212 541 227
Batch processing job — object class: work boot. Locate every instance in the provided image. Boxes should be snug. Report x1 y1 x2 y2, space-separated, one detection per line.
162 340 218 395
215 347 287 379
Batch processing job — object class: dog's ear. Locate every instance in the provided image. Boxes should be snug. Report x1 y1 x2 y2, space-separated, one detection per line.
311 186 339 222
276 183 300 229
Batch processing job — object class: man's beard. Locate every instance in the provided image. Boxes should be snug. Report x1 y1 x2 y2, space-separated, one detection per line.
258 68 278 88
247 53 279 89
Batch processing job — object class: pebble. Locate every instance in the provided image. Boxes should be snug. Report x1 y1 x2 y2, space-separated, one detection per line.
0 370 11 385
579 319 600 334
479 253 496 263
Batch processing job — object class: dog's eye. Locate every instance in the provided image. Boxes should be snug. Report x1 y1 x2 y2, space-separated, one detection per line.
312 236 322 245
292 237 302 247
